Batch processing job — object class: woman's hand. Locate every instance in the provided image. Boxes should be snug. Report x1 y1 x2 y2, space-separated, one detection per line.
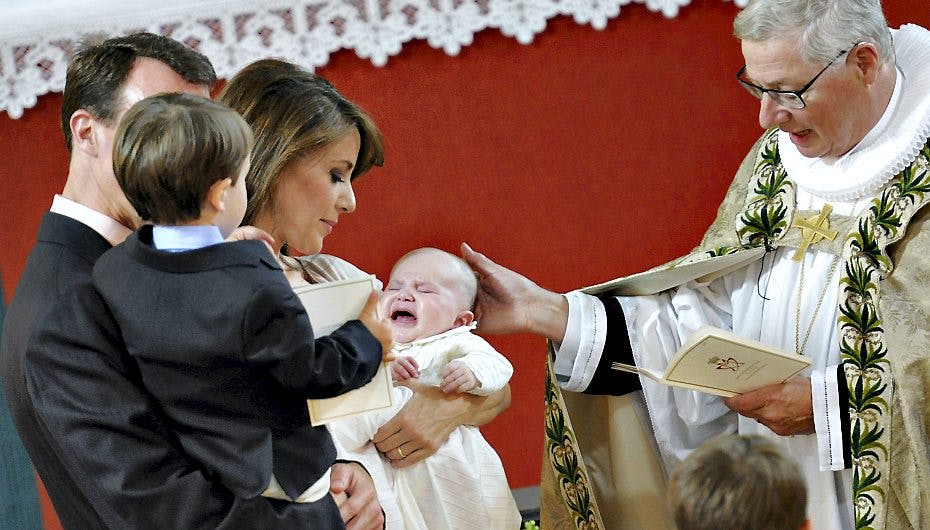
358 291 394 361
460 243 569 342
372 381 511 468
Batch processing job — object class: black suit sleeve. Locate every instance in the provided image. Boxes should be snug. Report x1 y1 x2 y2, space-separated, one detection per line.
243 281 382 399
23 283 313 529
582 294 643 396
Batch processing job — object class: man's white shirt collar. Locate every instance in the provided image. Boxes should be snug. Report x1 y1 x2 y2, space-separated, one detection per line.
50 194 132 247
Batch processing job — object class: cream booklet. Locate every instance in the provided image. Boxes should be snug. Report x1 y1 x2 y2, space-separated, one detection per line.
292 276 393 426
611 325 812 397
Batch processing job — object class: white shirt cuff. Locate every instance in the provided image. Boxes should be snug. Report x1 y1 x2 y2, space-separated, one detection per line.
811 364 846 470
553 291 607 392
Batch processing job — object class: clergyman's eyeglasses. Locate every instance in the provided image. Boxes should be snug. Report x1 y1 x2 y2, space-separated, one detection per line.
736 43 863 109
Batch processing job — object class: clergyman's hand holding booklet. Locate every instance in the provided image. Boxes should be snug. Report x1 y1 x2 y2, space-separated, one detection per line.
611 325 812 397
291 275 393 426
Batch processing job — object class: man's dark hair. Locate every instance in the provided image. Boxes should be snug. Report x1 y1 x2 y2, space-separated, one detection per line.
60 32 216 153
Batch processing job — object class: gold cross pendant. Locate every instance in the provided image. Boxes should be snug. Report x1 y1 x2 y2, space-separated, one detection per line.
791 203 838 261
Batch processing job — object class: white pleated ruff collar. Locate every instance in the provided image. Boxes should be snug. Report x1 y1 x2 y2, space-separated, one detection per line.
779 24 930 202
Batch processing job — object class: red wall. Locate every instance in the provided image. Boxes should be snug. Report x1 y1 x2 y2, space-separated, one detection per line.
2 0 927 526
317 2 760 491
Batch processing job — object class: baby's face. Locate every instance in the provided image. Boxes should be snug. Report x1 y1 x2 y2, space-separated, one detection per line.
381 251 471 344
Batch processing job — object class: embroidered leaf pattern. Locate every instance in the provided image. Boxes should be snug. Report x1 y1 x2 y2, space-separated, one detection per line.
839 299 883 336
839 136 930 529
747 164 789 204
738 203 788 247
706 246 743 257
856 376 889 418
842 337 887 372
895 163 930 204
849 219 888 272
839 260 876 301
853 460 880 530
753 136 783 182
870 192 902 237
851 413 886 467
544 361 601 529
735 131 791 251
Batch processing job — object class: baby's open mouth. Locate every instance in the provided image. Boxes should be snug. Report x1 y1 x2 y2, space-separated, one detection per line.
391 309 417 324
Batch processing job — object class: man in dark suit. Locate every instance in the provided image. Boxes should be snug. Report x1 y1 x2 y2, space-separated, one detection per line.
0 33 385 529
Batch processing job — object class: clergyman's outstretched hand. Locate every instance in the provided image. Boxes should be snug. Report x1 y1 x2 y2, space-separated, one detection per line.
460 243 568 342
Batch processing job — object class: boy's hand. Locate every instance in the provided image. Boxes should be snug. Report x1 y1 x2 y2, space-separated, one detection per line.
440 361 478 394
358 291 394 361
227 225 275 254
391 356 419 382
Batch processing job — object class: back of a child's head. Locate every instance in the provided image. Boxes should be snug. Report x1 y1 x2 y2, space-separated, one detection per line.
113 92 253 225
667 434 808 530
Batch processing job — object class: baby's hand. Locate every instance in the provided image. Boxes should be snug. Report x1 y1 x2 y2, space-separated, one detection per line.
440 361 479 394
391 356 419 382
358 291 394 361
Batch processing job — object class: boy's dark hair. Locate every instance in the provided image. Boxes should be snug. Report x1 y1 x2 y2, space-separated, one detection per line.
61 32 216 154
112 93 253 224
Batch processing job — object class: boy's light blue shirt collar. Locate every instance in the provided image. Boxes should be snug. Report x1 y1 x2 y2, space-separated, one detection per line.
151 225 224 252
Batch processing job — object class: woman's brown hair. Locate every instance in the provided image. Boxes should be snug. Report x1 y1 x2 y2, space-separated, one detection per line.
217 59 384 226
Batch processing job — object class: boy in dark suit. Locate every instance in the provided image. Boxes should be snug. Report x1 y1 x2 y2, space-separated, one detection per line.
93 92 393 526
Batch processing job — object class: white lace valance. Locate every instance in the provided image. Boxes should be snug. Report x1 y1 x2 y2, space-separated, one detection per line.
0 0 747 119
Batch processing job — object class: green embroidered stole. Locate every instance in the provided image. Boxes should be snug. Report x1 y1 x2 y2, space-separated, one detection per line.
544 351 604 529
728 129 930 530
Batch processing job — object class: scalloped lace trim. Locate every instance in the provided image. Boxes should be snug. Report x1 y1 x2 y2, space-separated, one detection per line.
0 0 750 119
780 24 930 202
